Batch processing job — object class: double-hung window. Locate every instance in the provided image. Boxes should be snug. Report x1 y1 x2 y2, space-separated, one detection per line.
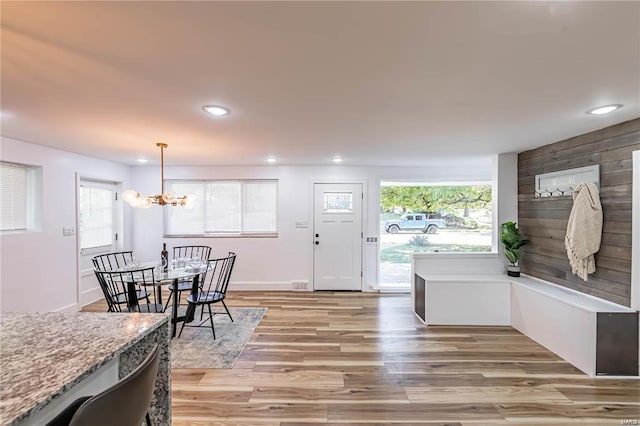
164 179 278 236
0 161 41 232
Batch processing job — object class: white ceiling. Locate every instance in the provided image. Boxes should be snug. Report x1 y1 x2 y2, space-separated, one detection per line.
1 1 638 167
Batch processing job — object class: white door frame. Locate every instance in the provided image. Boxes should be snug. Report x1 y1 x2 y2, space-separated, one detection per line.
308 178 368 290
632 150 639 372
632 150 640 312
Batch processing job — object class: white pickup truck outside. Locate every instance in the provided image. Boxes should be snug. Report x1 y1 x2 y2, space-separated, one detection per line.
384 213 446 234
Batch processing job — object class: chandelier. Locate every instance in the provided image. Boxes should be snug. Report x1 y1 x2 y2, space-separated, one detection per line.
122 143 194 209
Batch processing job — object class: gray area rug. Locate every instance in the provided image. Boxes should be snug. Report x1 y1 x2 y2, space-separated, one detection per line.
171 306 266 369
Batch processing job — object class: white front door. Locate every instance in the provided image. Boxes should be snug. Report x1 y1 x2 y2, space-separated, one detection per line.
313 183 363 291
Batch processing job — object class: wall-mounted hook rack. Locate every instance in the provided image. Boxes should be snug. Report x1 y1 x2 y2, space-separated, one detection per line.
534 165 599 198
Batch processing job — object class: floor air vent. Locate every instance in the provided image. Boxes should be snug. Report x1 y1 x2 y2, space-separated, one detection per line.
291 281 310 291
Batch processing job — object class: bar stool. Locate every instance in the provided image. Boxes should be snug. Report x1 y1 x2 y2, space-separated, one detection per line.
45 345 160 426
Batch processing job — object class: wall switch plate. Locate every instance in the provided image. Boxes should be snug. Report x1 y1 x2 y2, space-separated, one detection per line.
62 227 75 236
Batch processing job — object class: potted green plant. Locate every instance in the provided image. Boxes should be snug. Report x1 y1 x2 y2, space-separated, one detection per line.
500 221 529 277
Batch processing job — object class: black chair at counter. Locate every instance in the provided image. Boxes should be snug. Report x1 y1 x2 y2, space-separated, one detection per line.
46 345 160 426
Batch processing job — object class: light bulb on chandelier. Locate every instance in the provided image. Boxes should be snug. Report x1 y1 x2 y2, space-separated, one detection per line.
123 143 195 209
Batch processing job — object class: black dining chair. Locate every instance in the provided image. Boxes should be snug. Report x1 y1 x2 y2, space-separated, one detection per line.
179 252 236 340
163 245 212 312
94 267 163 313
46 345 160 426
91 251 135 271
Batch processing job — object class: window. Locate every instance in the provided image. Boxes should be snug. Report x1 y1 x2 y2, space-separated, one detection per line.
323 192 353 213
380 182 493 289
79 180 116 250
165 179 278 236
0 161 41 232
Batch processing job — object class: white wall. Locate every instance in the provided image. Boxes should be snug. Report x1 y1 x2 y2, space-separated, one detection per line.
492 153 518 257
0 137 133 312
130 162 491 291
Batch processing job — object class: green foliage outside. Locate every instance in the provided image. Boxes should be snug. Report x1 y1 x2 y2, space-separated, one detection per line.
380 185 491 218
408 235 429 247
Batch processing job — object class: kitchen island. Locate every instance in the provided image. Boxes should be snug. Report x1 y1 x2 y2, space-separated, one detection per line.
0 312 170 425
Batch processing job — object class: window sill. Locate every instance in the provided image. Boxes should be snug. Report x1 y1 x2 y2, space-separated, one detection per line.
80 245 115 256
164 233 278 239
0 229 41 236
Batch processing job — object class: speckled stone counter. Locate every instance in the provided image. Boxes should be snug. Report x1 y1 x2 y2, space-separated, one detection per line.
0 312 170 425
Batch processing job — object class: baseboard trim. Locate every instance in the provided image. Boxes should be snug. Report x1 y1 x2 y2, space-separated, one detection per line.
231 282 296 291
55 303 79 313
80 286 103 307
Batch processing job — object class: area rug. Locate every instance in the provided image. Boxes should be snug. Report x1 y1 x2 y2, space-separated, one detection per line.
171 306 267 369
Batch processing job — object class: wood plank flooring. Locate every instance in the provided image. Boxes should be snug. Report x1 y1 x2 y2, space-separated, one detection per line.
83 291 640 424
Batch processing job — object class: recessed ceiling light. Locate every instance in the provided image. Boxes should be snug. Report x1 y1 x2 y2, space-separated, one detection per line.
586 104 623 115
203 105 230 116
266 157 278 163
332 157 344 163
136 158 149 164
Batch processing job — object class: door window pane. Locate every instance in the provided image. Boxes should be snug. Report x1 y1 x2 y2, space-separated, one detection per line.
79 185 114 249
323 192 353 213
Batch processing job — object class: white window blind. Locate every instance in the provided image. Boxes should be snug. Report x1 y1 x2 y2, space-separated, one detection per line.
165 180 278 236
244 181 277 232
0 162 28 231
79 182 114 249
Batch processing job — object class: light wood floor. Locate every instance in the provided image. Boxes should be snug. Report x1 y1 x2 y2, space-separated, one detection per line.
83 291 640 425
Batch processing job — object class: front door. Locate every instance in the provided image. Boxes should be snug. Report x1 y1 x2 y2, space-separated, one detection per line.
313 183 363 291
78 179 120 307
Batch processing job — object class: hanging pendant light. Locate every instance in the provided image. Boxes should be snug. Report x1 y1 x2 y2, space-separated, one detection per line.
122 143 194 209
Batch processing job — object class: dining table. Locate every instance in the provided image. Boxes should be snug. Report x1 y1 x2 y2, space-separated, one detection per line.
94 262 209 338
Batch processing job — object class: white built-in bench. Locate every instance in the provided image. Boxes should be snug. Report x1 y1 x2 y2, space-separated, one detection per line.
412 253 639 377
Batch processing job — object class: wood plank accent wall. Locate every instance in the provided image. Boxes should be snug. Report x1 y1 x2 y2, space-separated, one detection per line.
518 118 640 307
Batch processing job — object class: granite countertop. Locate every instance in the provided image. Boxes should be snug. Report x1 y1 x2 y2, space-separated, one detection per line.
0 312 168 425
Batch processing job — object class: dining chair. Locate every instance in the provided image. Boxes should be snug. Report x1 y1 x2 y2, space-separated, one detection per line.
94 267 163 313
46 345 159 426
163 245 212 312
178 252 236 340
91 251 135 271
